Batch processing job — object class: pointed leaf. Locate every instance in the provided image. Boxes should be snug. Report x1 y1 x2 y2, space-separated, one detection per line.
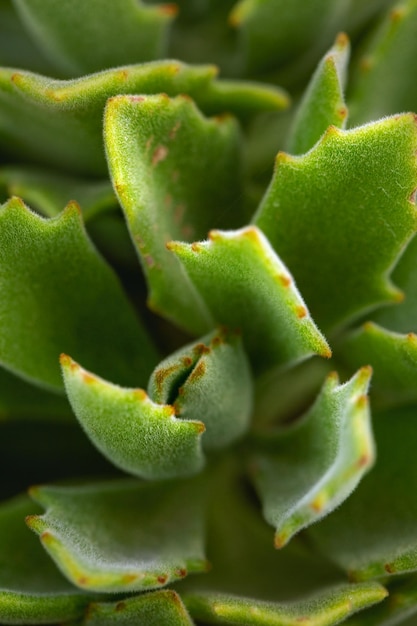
105 93 241 333
12 0 176 76
82 591 194 626
148 329 253 449
61 355 205 479
288 32 349 155
169 226 331 372
311 406 417 581
0 198 158 390
251 368 374 548
254 114 417 333
27 478 208 593
0 495 92 625
184 584 387 626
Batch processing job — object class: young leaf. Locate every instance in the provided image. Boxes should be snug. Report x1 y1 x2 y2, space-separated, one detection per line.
0 198 158 391
251 367 374 548
27 478 208 593
104 93 241 334
169 226 331 372
254 114 417 333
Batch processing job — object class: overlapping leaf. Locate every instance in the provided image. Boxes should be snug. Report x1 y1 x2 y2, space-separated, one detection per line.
254 114 417 333
104 93 241 333
169 226 331 372
27 478 208 593
251 367 374 548
0 198 158 391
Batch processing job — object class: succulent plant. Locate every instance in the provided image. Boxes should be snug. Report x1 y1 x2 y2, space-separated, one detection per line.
3 0 417 624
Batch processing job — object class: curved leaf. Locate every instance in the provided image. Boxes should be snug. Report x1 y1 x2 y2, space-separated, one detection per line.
0 198 158 391
168 226 331 372
27 478 208 593
61 355 205 480
254 114 417 333
251 367 374 548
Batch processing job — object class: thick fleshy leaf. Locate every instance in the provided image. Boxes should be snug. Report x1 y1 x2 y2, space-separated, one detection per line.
0 62 287 176
169 226 331 372
311 406 417 581
288 33 349 155
349 0 417 126
0 495 92 625
254 114 417 333
0 166 116 220
12 0 176 76
148 329 253 449
27 478 208 593
61 355 205 479
81 591 194 626
338 322 417 409
105 93 241 334
184 584 387 626
0 198 157 391
251 367 374 548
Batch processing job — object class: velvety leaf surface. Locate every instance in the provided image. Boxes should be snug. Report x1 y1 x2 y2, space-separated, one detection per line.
105 93 241 334
27 478 208 593
251 367 374 548
148 329 253 449
0 62 286 176
61 355 205 480
345 575 417 625
184 584 387 626
288 33 349 155
169 226 331 372
348 0 417 126
311 406 417 581
254 114 417 333
0 166 116 221
0 495 92 625
0 198 157 390
81 590 194 626
12 0 176 76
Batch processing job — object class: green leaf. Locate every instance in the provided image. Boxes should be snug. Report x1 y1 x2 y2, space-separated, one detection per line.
254 114 417 333
311 406 417 581
349 0 417 126
0 197 158 391
184 584 388 626
288 32 349 155
104 93 241 334
81 591 194 626
0 495 92 625
12 0 176 76
61 354 205 480
27 478 208 593
251 367 374 548
0 62 287 176
148 328 253 449
169 226 331 372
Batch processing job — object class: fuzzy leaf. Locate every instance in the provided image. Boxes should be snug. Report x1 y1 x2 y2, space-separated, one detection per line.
0 198 157 391
104 93 241 334
27 478 208 593
184 584 387 626
251 367 374 548
254 114 417 333
81 591 194 626
349 0 417 126
169 226 331 372
0 495 92 625
311 406 417 581
0 62 286 176
12 0 176 76
61 355 205 480
288 33 349 155
148 329 253 449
